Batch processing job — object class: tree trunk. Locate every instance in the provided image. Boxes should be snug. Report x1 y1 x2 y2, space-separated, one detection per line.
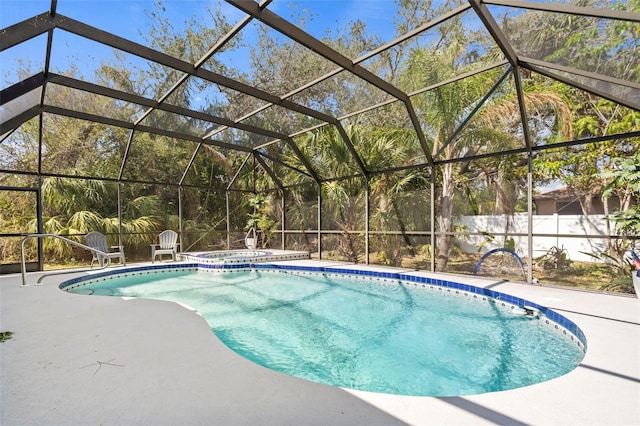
392 198 415 256
582 190 596 215
436 162 455 271
495 166 514 215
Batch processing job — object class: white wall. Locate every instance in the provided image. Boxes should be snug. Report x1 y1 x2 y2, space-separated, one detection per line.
456 213 610 262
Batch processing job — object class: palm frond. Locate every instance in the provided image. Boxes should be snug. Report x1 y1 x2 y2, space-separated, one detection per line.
68 211 104 234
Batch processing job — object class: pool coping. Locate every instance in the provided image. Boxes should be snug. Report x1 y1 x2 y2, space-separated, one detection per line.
2 256 639 425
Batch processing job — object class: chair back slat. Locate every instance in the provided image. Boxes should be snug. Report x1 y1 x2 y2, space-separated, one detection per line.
158 230 178 249
85 231 108 253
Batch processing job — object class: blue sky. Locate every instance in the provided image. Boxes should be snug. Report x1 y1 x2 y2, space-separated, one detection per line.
1 0 401 85
0 0 400 35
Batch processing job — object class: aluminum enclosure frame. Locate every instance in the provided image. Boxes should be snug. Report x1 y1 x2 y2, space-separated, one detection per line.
1 0 638 279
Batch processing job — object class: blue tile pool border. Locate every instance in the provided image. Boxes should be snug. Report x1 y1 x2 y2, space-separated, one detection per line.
59 261 587 352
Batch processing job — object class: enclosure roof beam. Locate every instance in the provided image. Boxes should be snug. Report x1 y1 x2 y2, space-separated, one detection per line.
432 130 640 166
253 152 285 191
468 0 518 67
284 138 321 183
154 103 286 140
226 3 473 149
0 167 223 188
356 4 473 64
0 73 46 106
285 121 369 180
0 12 64 51
407 60 510 98
405 101 434 165
179 144 202 186
195 0 272 70
0 106 42 135
191 69 336 124
227 153 252 191
484 0 640 23
53 15 338 127
513 67 534 151
48 74 290 140
253 137 322 183
134 0 273 128
42 105 130 129
523 63 640 111
283 61 509 142
320 173 367 184
435 66 513 159
288 122 329 139
42 105 253 152
335 123 369 179
47 74 156 106
56 17 195 73
274 4 473 103
225 0 409 102
256 148 313 180
136 125 252 152
276 129 640 175
520 57 640 91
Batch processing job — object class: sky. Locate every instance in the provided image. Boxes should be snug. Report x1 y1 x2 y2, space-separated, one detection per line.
0 0 400 36
0 0 401 86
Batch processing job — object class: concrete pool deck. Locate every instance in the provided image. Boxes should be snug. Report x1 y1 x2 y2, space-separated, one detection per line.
1 259 639 425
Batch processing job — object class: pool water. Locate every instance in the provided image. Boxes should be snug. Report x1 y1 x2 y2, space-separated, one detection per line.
68 269 585 396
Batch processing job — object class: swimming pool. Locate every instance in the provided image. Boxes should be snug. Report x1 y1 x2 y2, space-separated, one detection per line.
60 263 586 397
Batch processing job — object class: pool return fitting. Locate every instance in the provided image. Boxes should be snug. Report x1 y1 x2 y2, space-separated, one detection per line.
511 305 541 318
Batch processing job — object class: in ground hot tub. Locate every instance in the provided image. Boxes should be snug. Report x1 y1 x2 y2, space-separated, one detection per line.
181 249 309 267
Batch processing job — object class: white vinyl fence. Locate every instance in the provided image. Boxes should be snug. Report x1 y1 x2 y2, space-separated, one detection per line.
456 214 612 262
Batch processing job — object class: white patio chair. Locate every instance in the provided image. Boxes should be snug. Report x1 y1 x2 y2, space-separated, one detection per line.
151 230 179 263
85 231 125 267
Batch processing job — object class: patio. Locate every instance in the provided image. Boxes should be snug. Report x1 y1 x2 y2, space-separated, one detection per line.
1 260 638 425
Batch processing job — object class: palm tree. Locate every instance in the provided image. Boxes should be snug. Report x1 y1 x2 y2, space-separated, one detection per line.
27 177 162 261
403 43 572 270
286 120 426 263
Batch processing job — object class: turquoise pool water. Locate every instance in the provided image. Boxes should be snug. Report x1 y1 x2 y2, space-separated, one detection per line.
66 269 585 396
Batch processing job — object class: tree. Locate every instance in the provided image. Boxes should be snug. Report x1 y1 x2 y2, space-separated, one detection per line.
501 0 639 218
30 177 161 259
245 193 277 249
602 149 640 251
